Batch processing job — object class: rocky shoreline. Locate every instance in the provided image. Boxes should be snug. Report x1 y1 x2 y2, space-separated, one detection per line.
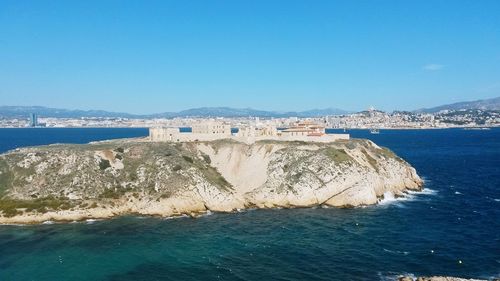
0 138 423 224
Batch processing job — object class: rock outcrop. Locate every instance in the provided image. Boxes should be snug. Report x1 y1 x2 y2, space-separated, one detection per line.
0 138 423 223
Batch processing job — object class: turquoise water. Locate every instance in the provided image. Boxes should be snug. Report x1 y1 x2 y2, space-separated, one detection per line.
0 128 499 280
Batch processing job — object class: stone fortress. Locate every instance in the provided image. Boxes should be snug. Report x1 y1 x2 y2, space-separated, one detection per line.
149 119 350 144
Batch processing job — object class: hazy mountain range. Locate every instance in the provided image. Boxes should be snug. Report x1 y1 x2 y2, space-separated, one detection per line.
1 97 498 118
416 97 500 113
0 106 349 119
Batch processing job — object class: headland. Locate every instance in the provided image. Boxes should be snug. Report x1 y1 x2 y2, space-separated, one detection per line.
0 134 423 224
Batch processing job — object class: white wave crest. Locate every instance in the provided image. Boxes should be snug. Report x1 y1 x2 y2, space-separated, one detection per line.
164 214 189 220
378 272 416 281
378 191 414 207
378 192 401 205
378 188 437 207
197 210 213 218
383 248 410 255
407 188 437 196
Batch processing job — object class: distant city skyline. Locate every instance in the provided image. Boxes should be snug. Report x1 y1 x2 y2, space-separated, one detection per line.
1 1 499 114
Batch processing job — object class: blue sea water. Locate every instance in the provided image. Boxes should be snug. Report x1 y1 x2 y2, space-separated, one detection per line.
0 128 149 153
0 128 498 280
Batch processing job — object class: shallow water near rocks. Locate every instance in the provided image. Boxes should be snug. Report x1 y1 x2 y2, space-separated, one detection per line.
0 128 499 280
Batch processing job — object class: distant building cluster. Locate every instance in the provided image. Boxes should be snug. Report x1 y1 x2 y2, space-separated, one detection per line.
0 109 498 129
326 108 500 129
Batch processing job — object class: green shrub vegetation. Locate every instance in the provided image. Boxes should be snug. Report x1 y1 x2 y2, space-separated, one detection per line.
202 154 211 164
99 187 133 199
324 148 352 163
200 164 232 190
0 159 13 196
377 147 404 162
99 159 111 170
345 142 357 150
293 171 302 180
182 155 193 163
0 196 73 217
129 173 138 181
216 175 230 187
361 149 379 172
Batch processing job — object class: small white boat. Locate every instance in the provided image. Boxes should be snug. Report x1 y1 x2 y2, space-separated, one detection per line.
370 128 380 134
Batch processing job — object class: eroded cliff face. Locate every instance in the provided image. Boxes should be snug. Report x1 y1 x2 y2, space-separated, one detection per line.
0 138 423 223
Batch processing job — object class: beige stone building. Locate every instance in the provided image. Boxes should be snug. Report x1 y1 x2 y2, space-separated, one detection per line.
192 121 231 135
149 127 181 142
149 121 232 142
281 121 326 136
237 125 279 137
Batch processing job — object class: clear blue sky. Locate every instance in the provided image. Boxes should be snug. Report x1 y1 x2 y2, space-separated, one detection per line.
1 1 499 114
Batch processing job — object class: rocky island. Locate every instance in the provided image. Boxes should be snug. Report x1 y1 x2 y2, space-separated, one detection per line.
0 138 423 224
